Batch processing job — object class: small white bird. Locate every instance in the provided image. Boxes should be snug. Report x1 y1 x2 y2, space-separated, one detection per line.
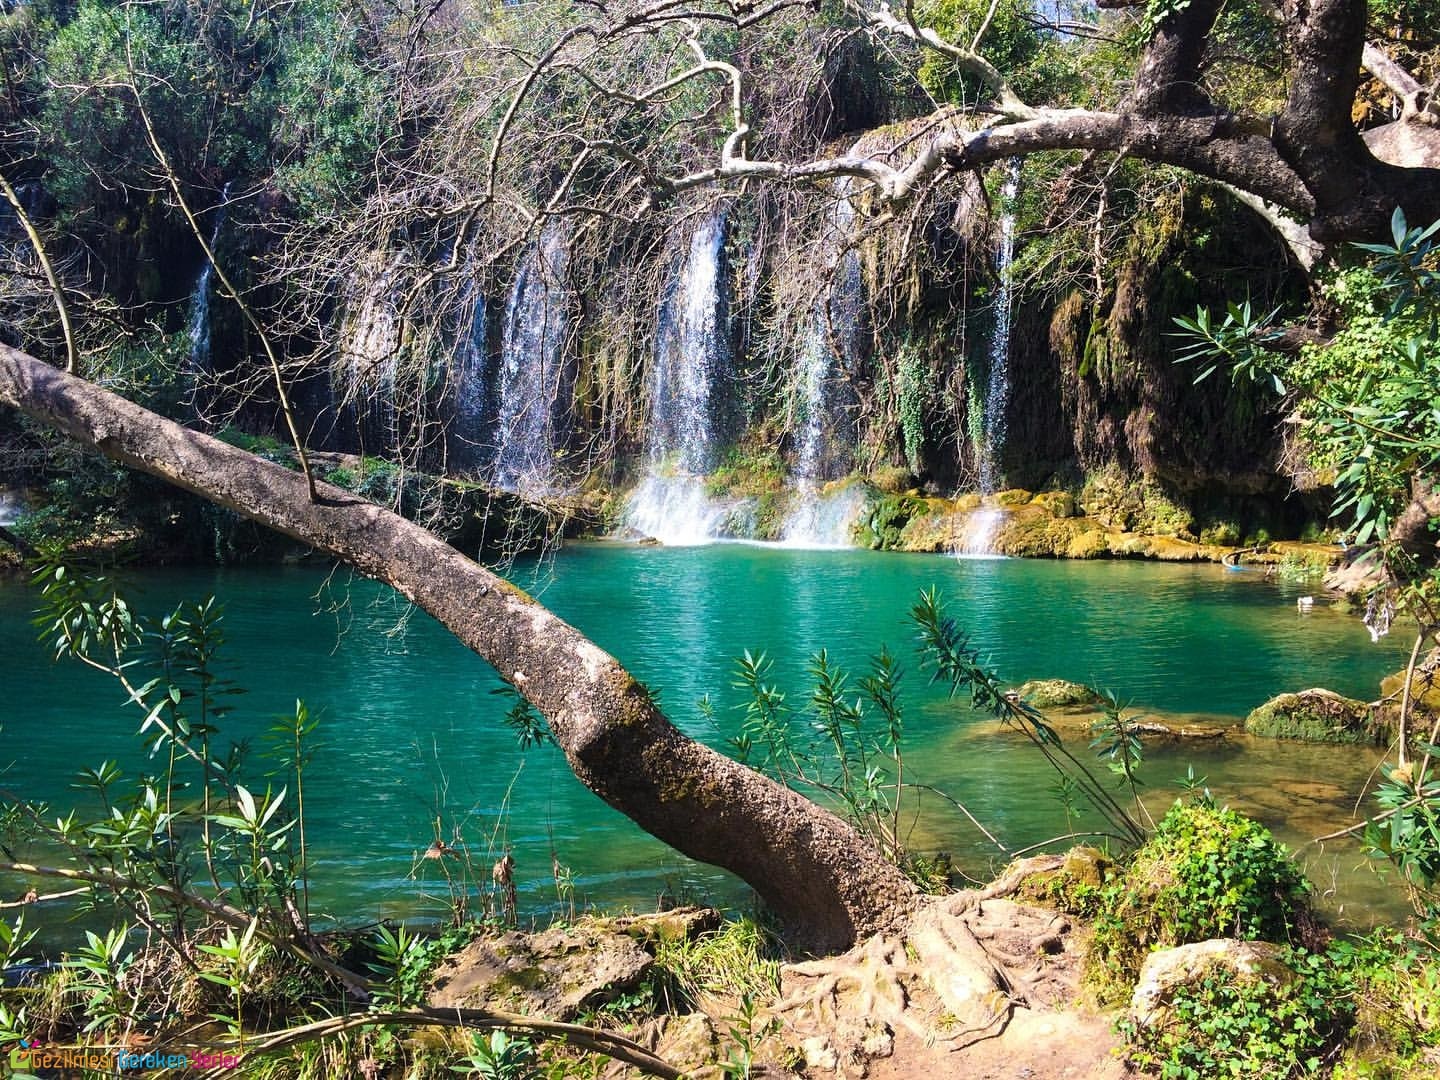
1297 596 1315 612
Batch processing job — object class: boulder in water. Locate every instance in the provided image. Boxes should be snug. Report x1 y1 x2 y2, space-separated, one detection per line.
1244 688 1374 743
1016 679 1102 709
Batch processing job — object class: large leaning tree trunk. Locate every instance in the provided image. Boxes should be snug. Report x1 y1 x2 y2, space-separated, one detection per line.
0 345 918 953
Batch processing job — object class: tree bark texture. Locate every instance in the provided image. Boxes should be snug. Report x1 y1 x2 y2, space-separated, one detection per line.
0 346 918 952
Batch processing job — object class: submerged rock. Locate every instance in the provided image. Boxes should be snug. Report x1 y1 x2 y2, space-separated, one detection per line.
1244 688 1375 744
1017 679 1102 708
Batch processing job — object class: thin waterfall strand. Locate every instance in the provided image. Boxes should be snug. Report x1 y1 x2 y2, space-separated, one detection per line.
626 214 729 544
494 229 570 495
956 163 1020 558
183 182 231 421
781 184 865 547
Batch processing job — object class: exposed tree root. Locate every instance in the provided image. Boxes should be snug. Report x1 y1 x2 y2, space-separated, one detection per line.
767 857 1117 1078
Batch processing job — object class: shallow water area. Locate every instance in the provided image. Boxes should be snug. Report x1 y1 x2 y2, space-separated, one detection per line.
0 543 1413 945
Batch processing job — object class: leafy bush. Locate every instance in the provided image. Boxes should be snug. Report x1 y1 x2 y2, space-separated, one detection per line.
1088 798 1314 998
1121 945 1352 1079
1331 930 1440 1076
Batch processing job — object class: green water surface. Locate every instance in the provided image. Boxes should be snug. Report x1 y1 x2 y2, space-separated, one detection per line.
0 545 1413 935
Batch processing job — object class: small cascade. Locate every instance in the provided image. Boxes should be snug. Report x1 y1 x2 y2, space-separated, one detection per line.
183 182 231 421
780 184 865 545
493 228 571 495
791 185 863 485
955 162 1020 559
779 484 867 549
626 213 729 544
651 213 728 475
976 161 1019 494
449 273 490 471
626 475 727 546
0 489 24 528
955 505 1008 559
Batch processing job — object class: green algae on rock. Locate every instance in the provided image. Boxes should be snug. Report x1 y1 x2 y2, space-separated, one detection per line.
1244 689 1375 744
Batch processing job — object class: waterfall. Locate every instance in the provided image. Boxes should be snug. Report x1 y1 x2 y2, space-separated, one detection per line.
449 270 491 471
779 484 868 549
956 161 1020 558
493 228 571 495
0 489 23 527
626 213 729 544
977 161 1018 494
781 184 865 547
183 182 230 421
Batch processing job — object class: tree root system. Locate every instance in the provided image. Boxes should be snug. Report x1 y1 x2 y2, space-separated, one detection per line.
763 857 1126 1079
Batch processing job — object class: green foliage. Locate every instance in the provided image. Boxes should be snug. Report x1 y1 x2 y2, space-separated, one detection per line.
1088 689 1146 815
197 919 269 1043
455 1030 539 1080
913 0 1041 106
365 924 448 1009
1089 797 1313 998
1362 756 1440 919
66 924 133 1034
493 686 553 751
1176 211 1439 548
728 646 914 862
894 345 933 475
268 0 395 215
704 445 787 499
1120 944 1353 1079
1331 929 1440 1075
718 992 777 1080
651 917 781 1011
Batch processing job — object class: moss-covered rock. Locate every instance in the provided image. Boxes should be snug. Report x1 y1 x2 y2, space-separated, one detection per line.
1017 678 1102 708
429 923 653 1019
991 507 1083 557
1065 529 1111 558
1013 846 1115 916
1244 689 1375 744
1030 490 1077 518
1128 939 1294 1031
995 488 1034 507
1376 647 1440 743
868 465 915 494
857 492 926 549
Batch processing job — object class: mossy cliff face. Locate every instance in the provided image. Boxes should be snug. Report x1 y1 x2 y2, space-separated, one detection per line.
854 486 1250 562
1003 188 1309 504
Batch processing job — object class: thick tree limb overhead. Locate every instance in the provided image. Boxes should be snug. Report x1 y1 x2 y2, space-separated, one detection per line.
575 0 1440 243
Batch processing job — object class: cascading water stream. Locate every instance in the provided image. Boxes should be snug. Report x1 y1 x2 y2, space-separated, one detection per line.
183 181 231 422
494 228 571 495
449 259 490 471
781 183 865 547
626 213 730 544
957 162 1020 558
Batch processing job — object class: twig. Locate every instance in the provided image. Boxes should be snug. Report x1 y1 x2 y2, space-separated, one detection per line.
0 170 77 373
0 861 369 994
196 1007 681 1079
122 25 318 500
